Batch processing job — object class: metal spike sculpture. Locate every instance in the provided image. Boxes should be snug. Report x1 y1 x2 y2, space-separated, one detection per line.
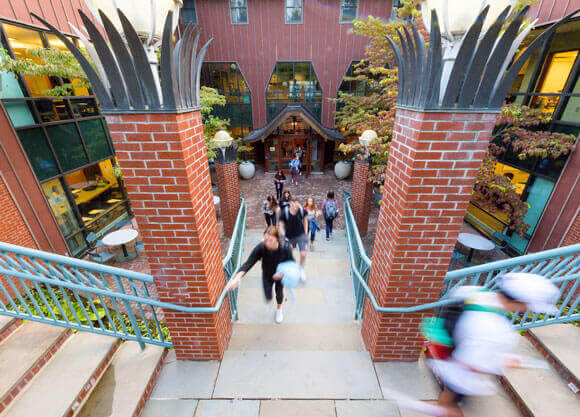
389 6 579 111
31 10 212 113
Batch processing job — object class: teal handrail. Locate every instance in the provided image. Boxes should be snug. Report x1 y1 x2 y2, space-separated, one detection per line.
344 196 580 328
0 198 247 348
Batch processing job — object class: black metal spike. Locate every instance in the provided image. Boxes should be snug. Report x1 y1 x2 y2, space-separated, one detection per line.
77 11 128 109
473 6 529 107
194 39 213 108
458 6 510 107
411 24 426 107
99 10 145 109
402 27 418 107
160 11 177 110
396 27 411 105
189 29 202 106
117 9 161 109
385 34 405 102
441 6 489 107
490 8 580 107
425 11 442 108
173 32 183 107
181 25 197 108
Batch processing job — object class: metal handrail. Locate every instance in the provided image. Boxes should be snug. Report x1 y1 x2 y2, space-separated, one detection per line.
0 197 247 348
344 196 580 328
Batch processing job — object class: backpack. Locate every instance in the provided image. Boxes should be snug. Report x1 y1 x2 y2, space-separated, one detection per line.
282 206 304 224
324 199 338 220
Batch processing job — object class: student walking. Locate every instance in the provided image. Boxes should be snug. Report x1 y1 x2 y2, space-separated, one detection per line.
289 155 300 185
278 196 308 282
304 197 321 251
262 196 277 227
321 191 339 240
274 170 286 200
278 191 291 214
226 226 293 324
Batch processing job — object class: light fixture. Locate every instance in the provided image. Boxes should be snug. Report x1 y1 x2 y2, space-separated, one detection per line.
359 130 377 148
214 130 234 148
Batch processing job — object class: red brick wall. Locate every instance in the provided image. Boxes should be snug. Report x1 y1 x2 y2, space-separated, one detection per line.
562 211 580 246
215 161 241 237
106 110 232 360
0 176 37 249
362 109 496 361
351 160 373 237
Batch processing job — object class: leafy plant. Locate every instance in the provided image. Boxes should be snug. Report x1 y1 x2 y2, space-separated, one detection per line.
199 86 230 160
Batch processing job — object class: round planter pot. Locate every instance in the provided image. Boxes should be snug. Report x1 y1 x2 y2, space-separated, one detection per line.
334 161 352 180
238 161 255 179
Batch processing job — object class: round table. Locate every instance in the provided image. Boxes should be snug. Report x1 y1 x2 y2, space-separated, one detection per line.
102 229 139 260
457 233 495 262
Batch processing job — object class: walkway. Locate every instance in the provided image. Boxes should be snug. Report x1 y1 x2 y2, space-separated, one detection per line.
141 229 520 417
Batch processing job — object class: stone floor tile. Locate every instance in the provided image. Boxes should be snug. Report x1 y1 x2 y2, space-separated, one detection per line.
335 400 401 417
140 399 197 417
375 360 440 401
194 400 260 417
258 400 335 417
150 351 220 399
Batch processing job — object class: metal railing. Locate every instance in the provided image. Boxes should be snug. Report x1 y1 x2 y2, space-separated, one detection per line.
0 198 246 349
344 196 580 329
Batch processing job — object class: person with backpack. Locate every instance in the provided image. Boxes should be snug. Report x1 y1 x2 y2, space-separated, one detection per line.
278 196 308 282
262 196 277 227
405 273 559 417
289 155 300 185
321 191 338 240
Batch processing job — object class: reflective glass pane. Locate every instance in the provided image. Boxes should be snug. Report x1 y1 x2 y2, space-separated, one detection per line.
231 0 245 6
35 99 71 122
46 123 88 172
18 128 59 180
70 98 99 118
560 73 580 123
286 6 302 23
535 50 578 94
78 119 112 161
41 178 80 236
231 7 248 23
494 163 530 195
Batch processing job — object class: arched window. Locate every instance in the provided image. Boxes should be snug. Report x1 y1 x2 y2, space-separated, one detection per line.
266 62 322 121
200 62 253 137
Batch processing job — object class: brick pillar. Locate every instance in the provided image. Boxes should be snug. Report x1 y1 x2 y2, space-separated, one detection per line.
362 108 496 361
562 211 580 246
214 161 240 237
351 160 374 237
106 110 231 360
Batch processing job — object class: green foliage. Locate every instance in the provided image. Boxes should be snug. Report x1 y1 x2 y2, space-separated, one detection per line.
199 86 229 160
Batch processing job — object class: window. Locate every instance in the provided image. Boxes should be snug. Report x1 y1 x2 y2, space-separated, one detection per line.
392 0 404 18
230 0 248 24
285 0 303 24
335 61 375 112
180 0 198 24
266 62 322 120
200 62 253 138
18 128 59 181
340 0 358 23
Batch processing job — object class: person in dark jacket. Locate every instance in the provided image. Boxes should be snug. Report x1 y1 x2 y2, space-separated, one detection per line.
226 226 294 323
274 170 286 200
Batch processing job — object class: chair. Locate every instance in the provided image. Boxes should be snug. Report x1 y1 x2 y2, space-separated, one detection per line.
88 250 114 264
135 241 144 252
491 231 510 250
450 250 469 269
86 232 105 249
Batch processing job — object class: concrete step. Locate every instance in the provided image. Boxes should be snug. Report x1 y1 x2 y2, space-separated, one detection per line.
527 324 580 390
0 322 70 412
0 317 20 343
502 336 580 417
76 342 166 417
1 333 120 417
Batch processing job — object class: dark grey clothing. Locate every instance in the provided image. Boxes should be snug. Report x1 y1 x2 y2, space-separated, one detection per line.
280 207 306 239
239 241 294 280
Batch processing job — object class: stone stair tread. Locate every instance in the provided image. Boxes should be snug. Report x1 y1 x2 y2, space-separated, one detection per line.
0 321 68 399
1 332 117 417
503 336 580 416
529 324 580 381
0 317 17 334
76 342 165 417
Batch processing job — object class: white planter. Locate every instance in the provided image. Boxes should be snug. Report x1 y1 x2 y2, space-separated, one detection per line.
334 161 352 180
238 161 255 179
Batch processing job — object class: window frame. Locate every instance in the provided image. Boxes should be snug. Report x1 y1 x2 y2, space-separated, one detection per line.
180 0 198 24
340 0 358 24
285 0 303 25
230 0 249 25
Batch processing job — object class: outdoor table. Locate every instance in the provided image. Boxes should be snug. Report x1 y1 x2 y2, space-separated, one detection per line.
101 229 139 261
457 233 495 263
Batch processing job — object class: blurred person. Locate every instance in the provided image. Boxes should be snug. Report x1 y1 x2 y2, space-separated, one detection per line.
226 226 293 324
321 191 339 240
289 155 300 185
279 196 308 282
262 196 278 227
303 197 321 251
274 170 286 200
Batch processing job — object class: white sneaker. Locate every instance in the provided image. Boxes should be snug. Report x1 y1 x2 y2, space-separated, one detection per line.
300 267 307 282
275 309 284 324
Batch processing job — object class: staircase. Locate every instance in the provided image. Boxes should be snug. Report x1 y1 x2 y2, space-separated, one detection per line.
0 315 165 417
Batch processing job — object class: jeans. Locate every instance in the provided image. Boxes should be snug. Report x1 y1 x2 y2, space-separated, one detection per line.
276 185 283 200
265 213 276 226
325 218 334 239
308 219 319 243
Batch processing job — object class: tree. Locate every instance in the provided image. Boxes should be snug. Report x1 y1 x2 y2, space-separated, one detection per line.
199 86 229 160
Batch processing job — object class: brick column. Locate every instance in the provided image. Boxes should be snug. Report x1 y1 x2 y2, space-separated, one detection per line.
106 110 231 360
351 160 374 237
362 108 496 361
562 211 580 246
214 161 240 237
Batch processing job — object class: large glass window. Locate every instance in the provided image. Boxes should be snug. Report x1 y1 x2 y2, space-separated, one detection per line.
286 0 303 24
266 62 322 121
180 0 198 24
79 119 113 162
18 128 59 181
200 62 253 138
340 0 358 23
230 0 248 24
336 61 374 112
46 124 89 172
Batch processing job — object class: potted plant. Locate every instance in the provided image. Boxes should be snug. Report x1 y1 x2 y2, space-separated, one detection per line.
237 143 255 179
334 144 355 179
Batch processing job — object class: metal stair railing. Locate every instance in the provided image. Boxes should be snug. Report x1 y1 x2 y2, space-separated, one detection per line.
0 198 246 349
344 196 580 329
